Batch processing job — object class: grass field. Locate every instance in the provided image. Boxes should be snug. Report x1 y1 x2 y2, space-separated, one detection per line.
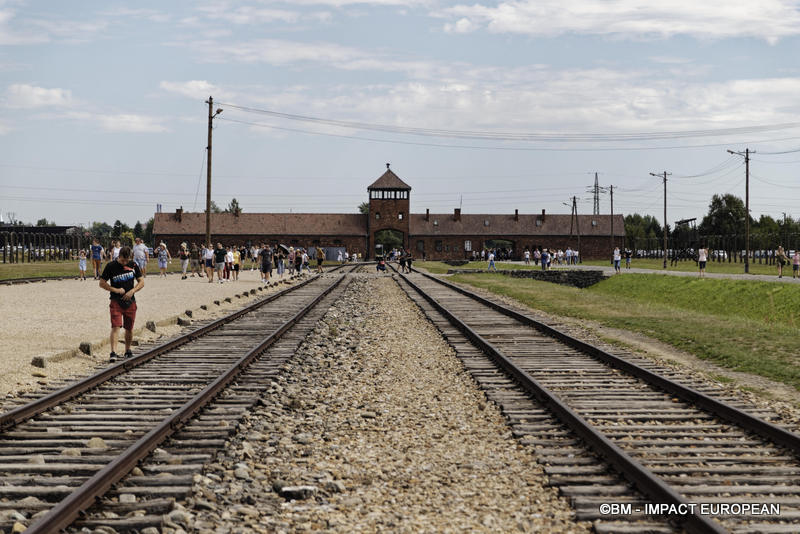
440 271 800 392
582 257 786 276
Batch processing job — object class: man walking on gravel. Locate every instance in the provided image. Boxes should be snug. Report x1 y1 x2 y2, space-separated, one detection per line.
99 246 144 362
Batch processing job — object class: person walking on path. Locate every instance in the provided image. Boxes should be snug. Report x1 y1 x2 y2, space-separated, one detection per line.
133 238 148 277
110 240 121 262
189 243 202 277
276 247 285 278
78 249 87 280
224 246 234 280
541 249 549 271
613 247 621 274
178 243 190 279
203 244 215 282
624 248 632 269
487 250 497 272
259 244 273 284
777 246 788 278
155 242 171 277
213 243 227 283
90 238 105 279
792 250 800 279
315 246 325 273
697 246 709 278
524 249 530 265
99 246 144 362
232 246 241 281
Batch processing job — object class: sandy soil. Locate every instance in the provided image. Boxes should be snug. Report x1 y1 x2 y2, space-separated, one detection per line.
0 269 297 399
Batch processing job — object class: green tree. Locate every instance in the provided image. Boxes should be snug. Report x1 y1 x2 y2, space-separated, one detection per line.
210 200 223 214
144 217 154 245
133 221 143 239
91 221 113 237
111 220 123 238
699 194 751 236
225 198 242 214
358 202 369 215
374 229 403 250
120 230 135 246
624 213 662 239
36 218 55 226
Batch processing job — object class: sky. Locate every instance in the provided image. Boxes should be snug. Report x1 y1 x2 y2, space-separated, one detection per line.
1 0 799 229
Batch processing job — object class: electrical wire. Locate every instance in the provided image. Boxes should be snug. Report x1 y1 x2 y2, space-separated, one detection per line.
218 102 800 143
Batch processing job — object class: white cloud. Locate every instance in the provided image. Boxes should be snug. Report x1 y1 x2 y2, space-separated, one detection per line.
54 111 169 133
5 84 72 108
436 0 800 43
444 17 476 33
160 80 224 100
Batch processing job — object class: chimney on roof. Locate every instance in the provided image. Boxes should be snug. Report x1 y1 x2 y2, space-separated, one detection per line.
541 209 546 222
386 163 390 169
425 208 429 221
175 207 183 222
514 209 519 221
454 208 461 222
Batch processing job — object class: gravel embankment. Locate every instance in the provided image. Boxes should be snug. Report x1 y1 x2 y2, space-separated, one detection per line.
184 275 589 533
0 269 295 399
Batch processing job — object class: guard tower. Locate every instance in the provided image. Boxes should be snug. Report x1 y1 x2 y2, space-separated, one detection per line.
367 163 411 258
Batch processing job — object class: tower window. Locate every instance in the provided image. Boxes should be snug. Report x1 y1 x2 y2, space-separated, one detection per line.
375 212 381 220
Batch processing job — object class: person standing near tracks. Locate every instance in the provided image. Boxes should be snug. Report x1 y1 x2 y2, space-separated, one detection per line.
99 246 144 362
213 242 227 283
315 246 325 273
133 238 149 278
488 250 497 272
232 246 241 281
777 246 788 278
90 237 105 279
155 242 171 277
178 243 190 279
203 243 215 282
697 245 709 278
189 243 202 277
259 243 273 284
78 249 87 280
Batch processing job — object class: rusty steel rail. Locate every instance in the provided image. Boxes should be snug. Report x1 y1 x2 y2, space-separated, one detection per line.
24 274 347 534
412 267 800 456
0 274 320 431
397 272 727 534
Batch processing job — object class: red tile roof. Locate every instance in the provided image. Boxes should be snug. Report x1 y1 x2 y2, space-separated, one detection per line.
154 212 368 236
409 213 625 237
367 168 411 190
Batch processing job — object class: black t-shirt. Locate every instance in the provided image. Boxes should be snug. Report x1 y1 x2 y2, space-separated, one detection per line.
214 248 227 263
101 260 142 301
260 248 273 265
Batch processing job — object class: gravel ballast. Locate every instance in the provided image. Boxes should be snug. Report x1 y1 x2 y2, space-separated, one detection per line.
185 275 589 533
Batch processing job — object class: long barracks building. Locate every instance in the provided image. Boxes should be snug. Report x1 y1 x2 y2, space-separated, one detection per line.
154 166 624 260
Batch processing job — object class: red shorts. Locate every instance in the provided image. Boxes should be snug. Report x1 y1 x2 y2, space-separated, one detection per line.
110 300 137 330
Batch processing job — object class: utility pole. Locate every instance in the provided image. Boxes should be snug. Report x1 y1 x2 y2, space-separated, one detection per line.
609 185 615 251
567 196 581 259
205 97 223 247
650 171 671 269
727 148 753 273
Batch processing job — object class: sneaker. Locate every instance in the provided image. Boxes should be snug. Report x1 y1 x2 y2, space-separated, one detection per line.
124 350 134 359
109 352 119 362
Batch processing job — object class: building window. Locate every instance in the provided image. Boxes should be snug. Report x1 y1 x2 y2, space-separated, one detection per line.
398 212 404 220
333 239 342 245
433 220 439 226
536 219 542 227
435 240 443 252
591 220 597 226
416 240 425 252
484 219 490 226
464 240 472 251
375 212 380 220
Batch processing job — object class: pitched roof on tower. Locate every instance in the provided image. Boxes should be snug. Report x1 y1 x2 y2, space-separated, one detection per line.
367 164 411 191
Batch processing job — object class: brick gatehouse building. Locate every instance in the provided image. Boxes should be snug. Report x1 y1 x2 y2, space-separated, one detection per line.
154 165 624 260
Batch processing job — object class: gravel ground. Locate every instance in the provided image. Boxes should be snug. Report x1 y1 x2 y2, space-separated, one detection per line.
0 269 295 399
184 275 589 534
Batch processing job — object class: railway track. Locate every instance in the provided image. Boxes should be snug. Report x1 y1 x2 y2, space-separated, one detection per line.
0 267 359 533
394 268 800 534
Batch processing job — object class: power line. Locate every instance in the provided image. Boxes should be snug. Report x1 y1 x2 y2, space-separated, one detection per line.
218 102 800 143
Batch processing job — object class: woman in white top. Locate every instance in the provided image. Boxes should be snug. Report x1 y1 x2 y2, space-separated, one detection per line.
697 246 709 277
613 247 621 273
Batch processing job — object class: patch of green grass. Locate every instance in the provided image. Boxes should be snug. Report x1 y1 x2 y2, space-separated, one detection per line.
449 273 800 391
0 259 185 280
583 257 784 276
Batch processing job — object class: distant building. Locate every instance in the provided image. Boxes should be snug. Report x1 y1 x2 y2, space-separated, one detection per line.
154 165 624 260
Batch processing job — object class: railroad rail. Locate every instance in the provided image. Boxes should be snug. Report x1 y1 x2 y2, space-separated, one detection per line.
394 268 800 534
0 269 357 533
